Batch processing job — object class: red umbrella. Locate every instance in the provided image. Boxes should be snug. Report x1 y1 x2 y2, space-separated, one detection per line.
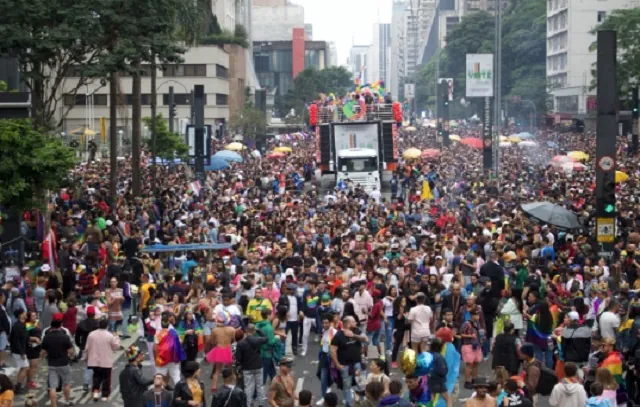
561 162 586 172
422 148 441 158
551 155 576 164
460 137 483 149
267 152 285 159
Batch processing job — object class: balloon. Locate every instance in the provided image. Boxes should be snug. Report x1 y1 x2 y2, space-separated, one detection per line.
401 348 416 375
415 351 434 376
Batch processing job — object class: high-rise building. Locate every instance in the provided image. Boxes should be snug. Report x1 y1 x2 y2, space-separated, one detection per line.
390 0 407 100
252 0 305 41
369 23 392 89
547 0 639 117
304 24 313 40
348 46 370 81
460 0 509 15
327 42 338 67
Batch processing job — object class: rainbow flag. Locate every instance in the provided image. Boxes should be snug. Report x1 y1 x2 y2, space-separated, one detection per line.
550 304 560 328
176 319 205 352
600 351 623 385
526 314 550 350
155 329 186 366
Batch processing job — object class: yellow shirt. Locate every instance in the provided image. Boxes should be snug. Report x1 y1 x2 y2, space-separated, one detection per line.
0 389 14 404
247 298 272 323
187 380 203 404
140 283 156 309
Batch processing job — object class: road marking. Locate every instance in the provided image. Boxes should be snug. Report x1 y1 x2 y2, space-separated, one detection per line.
109 385 120 401
296 377 304 396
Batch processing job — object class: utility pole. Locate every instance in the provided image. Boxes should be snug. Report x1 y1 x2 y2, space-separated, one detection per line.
595 30 617 262
168 86 175 133
194 85 206 184
632 86 638 155
150 61 158 197
493 0 502 177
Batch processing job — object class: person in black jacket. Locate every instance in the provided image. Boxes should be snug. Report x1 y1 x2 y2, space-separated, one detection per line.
212 367 246 407
235 325 268 402
119 345 153 407
172 361 206 407
9 309 28 394
491 321 521 376
0 292 11 369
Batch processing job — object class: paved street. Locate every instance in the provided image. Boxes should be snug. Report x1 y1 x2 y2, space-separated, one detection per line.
4 330 551 406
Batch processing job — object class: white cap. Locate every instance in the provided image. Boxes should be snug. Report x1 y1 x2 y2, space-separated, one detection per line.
568 311 580 321
40 264 51 272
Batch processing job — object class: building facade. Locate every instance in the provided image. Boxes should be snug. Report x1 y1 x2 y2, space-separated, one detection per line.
370 23 392 90
251 1 305 41
348 45 370 81
327 42 338 67
254 39 329 96
59 46 231 136
547 0 639 116
390 0 407 100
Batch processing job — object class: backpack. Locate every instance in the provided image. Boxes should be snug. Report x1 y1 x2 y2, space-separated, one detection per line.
532 361 557 396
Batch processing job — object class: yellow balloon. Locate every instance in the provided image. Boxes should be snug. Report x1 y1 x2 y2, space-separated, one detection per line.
401 348 417 375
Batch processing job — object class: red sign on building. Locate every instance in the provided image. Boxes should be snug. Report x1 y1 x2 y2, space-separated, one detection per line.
292 28 305 77
587 96 597 112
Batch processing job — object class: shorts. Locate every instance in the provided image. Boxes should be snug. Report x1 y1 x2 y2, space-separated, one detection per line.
12 353 29 369
0 332 7 351
367 329 381 347
48 365 72 389
461 344 482 364
429 381 448 394
411 334 431 345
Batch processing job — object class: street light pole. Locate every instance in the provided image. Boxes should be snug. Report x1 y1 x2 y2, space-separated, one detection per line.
493 0 502 177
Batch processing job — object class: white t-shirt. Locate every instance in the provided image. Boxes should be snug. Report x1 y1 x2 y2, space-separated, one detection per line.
286 295 298 322
598 311 620 339
408 304 433 339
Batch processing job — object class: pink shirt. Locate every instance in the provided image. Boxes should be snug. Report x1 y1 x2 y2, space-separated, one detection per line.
84 329 120 368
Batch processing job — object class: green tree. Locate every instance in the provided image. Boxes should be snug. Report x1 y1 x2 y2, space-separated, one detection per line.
589 8 640 94
143 115 188 160
0 0 108 130
0 120 76 210
316 66 353 97
229 107 266 138
0 81 7 92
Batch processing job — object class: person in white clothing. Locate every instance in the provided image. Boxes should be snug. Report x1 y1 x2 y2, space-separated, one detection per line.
549 362 587 407
598 301 620 339
353 283 373 331
408 293 433 351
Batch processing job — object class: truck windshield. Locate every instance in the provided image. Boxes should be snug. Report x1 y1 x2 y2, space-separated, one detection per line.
338 156 378 172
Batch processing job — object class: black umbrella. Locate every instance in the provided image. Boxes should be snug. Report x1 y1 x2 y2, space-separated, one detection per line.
520 201 583 230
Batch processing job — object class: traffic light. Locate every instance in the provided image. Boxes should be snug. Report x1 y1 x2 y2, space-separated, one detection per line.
602 174 616 214
170 103 177 118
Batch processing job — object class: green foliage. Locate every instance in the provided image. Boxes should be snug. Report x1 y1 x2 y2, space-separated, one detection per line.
143 115 188 160
275 67 352 118
415 0 547 120
0 120 76 210
0 81 7 92
229 108 267 137
200 29 249 48
589 8 640 93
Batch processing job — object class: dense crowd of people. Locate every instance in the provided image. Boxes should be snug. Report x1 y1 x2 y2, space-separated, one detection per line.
0 115 638 407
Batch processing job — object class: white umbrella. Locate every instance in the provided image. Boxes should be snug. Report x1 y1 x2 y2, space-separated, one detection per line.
499 142 511 148
519 141 537 147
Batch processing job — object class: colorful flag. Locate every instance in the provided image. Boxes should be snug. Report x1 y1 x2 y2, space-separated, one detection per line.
525 314 551 350
343 101 355 119
421 181 434 201
600 351 624 384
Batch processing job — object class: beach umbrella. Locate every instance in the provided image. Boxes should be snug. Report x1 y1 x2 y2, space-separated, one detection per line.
615 171 629 183
403 147 422 159
519 132 534 139
449 134 461 141
568 151 589 161
267 152 286 159
521 201 583 230
204 156 231 171
224 142 245 151
508 135 522 143
213 150 243 163
519 141 537 147
561 162 587 172
499 135 508 142
546 141 558 148
405 126 417 132
499 142 512 148
551 155 575 164
421 149 441 158
274 146 293 153
460 137 483 149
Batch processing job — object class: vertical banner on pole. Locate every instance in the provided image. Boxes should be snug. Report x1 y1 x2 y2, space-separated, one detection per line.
482 97 493 171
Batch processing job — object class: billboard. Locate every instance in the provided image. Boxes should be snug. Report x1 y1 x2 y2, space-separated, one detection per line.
466 54 494 97
333 123 379 152
404 83 415 99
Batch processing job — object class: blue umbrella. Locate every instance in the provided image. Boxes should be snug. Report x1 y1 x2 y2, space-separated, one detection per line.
204 156 231 171
213 150 243 163
519 132 534 139
546 141 558 148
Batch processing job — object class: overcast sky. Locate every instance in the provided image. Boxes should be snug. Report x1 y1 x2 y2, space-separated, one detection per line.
290 0 392 66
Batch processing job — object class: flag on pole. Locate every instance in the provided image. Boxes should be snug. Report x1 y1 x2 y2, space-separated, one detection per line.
421 180 434 201
342 101 355 119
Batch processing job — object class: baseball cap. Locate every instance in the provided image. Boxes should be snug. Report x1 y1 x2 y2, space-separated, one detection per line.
52 313 64 322
86 306 96 316
568 311 580 321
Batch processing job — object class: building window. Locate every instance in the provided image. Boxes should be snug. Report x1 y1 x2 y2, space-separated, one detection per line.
124 94 153 105
63 94 108 106
162 64 206 77
557 95 579 113
215 64 228 79
215 94 228 106
162 93 202 105
254 53 270 73
597 11 606 23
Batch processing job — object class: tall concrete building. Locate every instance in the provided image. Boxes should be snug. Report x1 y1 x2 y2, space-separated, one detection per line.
390 0 407 100
348 45 370 81
304 24 313 40
547 0 640 118
369 23 392 90
252 0 305 41
460 0 509 15
327 42 338 67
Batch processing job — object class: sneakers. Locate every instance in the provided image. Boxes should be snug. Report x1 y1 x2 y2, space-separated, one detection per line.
92 391 99 401
300 351 307 357
391 362 398 369
100 397 108 402
316 398 325 405
27 381 38 390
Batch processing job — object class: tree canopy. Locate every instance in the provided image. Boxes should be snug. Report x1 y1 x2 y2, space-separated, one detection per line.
143 115 188 160
275 66 352 118
413 0 547 120
0 120 76 211
589 8 640 95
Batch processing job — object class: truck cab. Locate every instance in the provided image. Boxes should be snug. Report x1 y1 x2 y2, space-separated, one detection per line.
336 148 380 193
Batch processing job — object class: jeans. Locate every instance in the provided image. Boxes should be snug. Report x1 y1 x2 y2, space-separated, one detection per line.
383 319 394 353
84 365 93 386
107 320 120 332
340 363 361 407
121 307 132 336
262 358 276 384
533 343 554 369
320 366 330 397
285 321 299 353
243 368 265 407
302 317 317 354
